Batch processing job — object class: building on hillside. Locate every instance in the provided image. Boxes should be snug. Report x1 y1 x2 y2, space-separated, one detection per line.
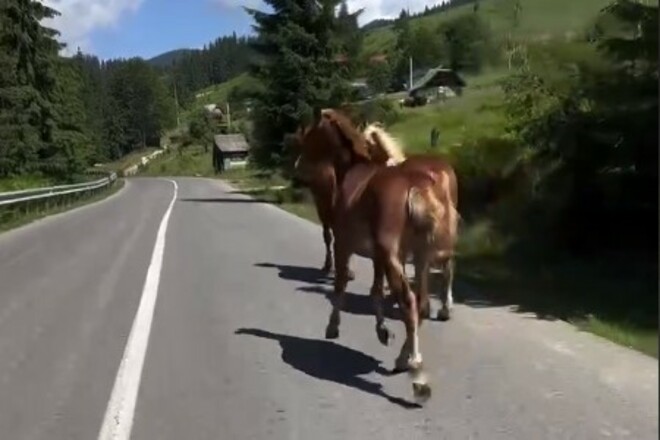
408 67 467 103
212 133 250 173
204 103 225 123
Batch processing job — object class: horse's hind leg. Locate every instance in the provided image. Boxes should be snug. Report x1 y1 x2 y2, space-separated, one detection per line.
371 257 392 345
325 238 350 339
381 247 431 402
413 250 431 322
437 257 455 321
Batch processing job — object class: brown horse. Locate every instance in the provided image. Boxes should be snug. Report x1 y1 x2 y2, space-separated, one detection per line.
292 131 357 282
294 108 459 403
362 123 460 322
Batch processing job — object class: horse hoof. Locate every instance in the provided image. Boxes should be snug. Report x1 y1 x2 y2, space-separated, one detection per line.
419 305 431 321
437 308 451 322
394 357 411 373
412 381 432 404
325 326 339 339
376 326 393 346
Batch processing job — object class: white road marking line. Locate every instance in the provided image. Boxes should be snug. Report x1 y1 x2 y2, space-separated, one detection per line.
97 179 178 440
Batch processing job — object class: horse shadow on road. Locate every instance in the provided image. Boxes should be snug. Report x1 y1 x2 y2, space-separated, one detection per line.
254 262 399 319
234 328 421 409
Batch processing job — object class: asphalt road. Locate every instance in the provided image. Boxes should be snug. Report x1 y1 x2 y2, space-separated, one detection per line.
0 177 656 440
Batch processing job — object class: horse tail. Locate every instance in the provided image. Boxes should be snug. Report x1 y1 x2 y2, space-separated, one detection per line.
406 174 459 257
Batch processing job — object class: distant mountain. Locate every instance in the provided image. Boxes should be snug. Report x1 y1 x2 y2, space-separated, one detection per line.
148 49 198 68
362 18 395 32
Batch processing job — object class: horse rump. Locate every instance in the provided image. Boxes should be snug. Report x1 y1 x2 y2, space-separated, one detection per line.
406 178 457 262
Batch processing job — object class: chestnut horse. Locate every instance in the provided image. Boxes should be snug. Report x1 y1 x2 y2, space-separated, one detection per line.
362 122 460 322
294 108 459 402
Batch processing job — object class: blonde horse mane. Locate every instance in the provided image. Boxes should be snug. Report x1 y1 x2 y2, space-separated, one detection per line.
320 108 371 160
362 122 406 166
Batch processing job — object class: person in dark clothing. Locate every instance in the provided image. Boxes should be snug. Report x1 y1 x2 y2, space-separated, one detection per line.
430 127 440 148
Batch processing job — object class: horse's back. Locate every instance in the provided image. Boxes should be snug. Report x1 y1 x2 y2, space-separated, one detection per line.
400 154 458 208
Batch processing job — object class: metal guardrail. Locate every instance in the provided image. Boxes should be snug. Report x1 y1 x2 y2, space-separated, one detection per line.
0 172 118 207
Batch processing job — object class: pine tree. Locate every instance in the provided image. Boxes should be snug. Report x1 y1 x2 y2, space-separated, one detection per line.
0 0 62 176
48 58 92 179
336 1 363 76
245 0 350 168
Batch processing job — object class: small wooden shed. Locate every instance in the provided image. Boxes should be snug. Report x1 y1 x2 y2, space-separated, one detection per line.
409 67 467 98
212 133 250 173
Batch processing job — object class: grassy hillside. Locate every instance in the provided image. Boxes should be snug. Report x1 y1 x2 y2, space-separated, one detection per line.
362 0 614 56
388 69 508 153
192 73 256 106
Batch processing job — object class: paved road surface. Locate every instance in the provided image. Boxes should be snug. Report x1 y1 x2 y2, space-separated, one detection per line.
0 177 656 440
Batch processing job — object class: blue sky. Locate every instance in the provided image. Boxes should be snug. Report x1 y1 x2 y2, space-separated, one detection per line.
42 0 441 61
87 1 256 60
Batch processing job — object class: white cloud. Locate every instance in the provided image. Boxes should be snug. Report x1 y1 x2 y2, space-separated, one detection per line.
213 0 263 9
40 0 145 55
212 0 446 25
346 0 447 25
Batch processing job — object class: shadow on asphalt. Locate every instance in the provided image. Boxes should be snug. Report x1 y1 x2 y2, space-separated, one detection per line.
254 262 400 319
254 262 523 317
178 197 272 204
254 262 332 284
234 328 421 409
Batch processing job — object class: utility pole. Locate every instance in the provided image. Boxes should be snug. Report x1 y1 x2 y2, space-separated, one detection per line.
407 1 413 92
226 102 231 131
173 80 180 130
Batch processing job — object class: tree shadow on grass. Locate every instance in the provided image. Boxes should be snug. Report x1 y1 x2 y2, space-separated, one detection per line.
450 254 658 332
235 328 421 409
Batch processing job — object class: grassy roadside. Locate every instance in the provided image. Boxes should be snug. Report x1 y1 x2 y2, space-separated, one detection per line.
0 179 125 234
92 147 160 175
220 167 658 358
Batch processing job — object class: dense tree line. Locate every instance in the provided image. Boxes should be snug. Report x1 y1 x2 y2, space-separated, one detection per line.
0 0 176 181
162 34 256 108
361 0 480 31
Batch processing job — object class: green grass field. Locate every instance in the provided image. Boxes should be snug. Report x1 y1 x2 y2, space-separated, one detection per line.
362 0 614 56
387 69 509 153
189 73 256 111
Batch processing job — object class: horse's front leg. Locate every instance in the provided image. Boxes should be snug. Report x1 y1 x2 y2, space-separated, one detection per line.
325 234 350 340
321 223 333 274
321 224 355 281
